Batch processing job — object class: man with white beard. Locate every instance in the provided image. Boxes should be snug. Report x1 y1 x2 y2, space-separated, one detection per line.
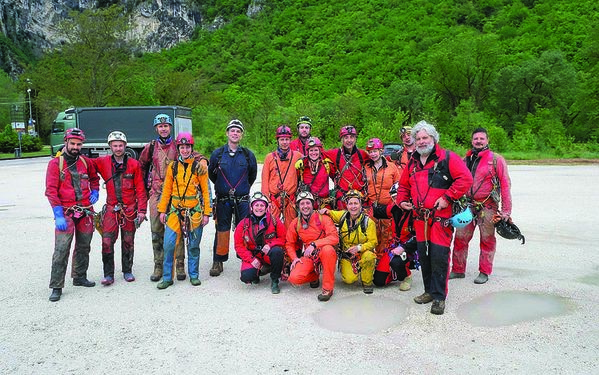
396 121 472 315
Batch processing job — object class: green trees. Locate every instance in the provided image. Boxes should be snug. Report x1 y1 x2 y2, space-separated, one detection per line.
14 0 599 156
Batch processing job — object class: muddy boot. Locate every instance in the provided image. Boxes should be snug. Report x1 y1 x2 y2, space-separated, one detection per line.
49 288 62 302
209 261 223 277
150 265 162 282
362 282 374 294
430 300 446 315
176 259 186 281
271 279 280 294
317 289 334 302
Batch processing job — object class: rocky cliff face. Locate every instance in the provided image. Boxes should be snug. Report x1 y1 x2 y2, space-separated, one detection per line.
1 0 262 78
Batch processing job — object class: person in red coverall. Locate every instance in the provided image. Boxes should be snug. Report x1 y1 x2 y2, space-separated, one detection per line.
289 115 313 155
286 192 339 301
397 120 472 315
295 137 334 209
324 125 370 209
234 192 286 294
45 128 100 302
450 127 512 284
94 131 148 286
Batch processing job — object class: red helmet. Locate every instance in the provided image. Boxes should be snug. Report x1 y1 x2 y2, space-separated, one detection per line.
176 132 194 146
339 125 357 138
64 128 85 142
366 138 384 151
306 136 323 150
276 125 292 139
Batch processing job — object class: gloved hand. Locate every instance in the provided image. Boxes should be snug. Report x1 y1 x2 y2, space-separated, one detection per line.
53 206 68 231
294 159 303 170
89 190 99 204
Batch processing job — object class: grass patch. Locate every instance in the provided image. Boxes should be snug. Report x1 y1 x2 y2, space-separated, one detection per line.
0 145 51 159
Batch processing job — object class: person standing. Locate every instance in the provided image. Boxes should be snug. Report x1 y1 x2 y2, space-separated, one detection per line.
139 114 207 282
94 131 147 285
450 128 512 284
45 128 100 302
390 125 416 172
156 133 211 289
324 125 369 209
320 190 378 294
290 116 313 155
295 137 334 209
363 138 402 259
208 119 258 277
397 120 472 315
262 125 302 228
234 192 286 294
286 192 339 301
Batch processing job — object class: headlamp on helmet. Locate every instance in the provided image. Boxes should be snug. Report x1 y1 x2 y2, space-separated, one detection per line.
296 191 315 204
343 189 364 203
339 125 358 138
296 116 312 128
154 114 173 127
176 132 194 146
64 128 85 142
366 138 384 151
226 119 245 132
250 191 270 206
276 125 292 139
107 131 127 144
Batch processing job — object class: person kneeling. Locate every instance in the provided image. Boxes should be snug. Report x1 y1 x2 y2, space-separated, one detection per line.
234 192 286 294
321 190 378 294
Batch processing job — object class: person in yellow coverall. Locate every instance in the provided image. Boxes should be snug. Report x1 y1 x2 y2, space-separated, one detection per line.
320 190 378 294
156 133 212 289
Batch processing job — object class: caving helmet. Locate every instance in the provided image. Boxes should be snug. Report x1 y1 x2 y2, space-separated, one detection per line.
296 191 315 204
250 191 270 207
226 119 245 132
276 125 293 139
107 131 127 144
448 206 474 228
339 125 358 138
306 137 323 150
296 116 312 129
495 220 526 244
176 132 194 146
366 138 384 151
342 189 364 203
153 113 172 127
64 128 85 142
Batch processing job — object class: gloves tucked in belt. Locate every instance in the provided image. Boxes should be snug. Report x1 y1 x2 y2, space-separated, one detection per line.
53 206 68 231
90 190 99 204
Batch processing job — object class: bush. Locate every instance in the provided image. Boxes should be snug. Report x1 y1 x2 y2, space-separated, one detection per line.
0 124 43 153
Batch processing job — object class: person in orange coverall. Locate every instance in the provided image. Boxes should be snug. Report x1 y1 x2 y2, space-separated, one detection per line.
262 125 302 228
286 191 339 301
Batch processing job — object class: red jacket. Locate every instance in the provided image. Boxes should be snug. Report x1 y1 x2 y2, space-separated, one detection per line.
296 156 332 199
464 148 512 215
290 138 308 155
45 155 100 208
234 213 286 265
94 155 148 214
324 146 370 194
397 144 472 219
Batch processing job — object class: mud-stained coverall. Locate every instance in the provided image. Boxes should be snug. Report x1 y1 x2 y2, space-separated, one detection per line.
234 213 286 283
94 155 147 278
328 210 378 286
45 154 99 288
452 148 512 276
286 214 339 292
397 144 472 301
261 150 302 228
157 158 212 282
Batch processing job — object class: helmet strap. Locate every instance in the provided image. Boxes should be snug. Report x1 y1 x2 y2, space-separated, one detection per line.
158 135 172 145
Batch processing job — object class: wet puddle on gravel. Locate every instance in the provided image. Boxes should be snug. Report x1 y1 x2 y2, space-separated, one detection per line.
457 291 572 327
313 295 408 334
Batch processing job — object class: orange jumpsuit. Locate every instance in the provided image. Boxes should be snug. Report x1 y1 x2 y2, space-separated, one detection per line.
364 158 402 257
286 213 339 292
262 150 302 228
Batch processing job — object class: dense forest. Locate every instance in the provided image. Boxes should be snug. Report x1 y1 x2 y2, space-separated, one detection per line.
3 0 599 157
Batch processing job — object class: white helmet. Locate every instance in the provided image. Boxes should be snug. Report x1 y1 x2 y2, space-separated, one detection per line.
107 131 127 144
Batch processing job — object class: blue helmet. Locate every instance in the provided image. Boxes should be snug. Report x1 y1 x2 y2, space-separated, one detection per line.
153 113 172 127
448 206 474 228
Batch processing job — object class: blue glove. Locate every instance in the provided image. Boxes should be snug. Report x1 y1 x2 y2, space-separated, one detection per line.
90 190 99 204
53 206 68 231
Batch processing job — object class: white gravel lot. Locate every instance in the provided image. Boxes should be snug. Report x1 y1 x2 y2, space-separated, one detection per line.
0 157 597 375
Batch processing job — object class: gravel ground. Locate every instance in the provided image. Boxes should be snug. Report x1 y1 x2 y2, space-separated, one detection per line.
0 158 598 375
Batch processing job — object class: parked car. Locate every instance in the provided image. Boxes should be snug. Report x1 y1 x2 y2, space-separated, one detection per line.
383 143 403 157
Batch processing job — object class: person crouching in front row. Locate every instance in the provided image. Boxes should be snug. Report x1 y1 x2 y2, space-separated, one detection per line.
234 192 286 294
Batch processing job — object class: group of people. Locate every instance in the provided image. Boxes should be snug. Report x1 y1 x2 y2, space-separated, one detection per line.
45 114 513 316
